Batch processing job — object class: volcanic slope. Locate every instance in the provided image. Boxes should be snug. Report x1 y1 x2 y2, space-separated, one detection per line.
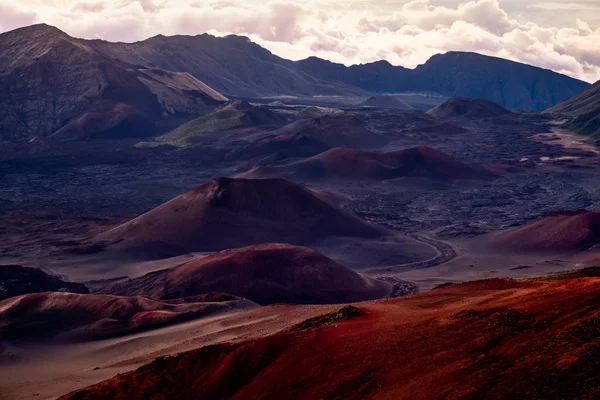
0 24 226 141
0 265 89 301
491 210 600 253
547 80 600 139
151 100 286 146
62 274 600 400
274 115 388 148
241 146 495 181
89 32 361 98
229 133 330 163
97 177 385 257
0 292 256 341
427 98 511 119
101 243 392 305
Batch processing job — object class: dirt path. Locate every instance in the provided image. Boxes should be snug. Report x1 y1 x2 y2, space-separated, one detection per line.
369 234 457 275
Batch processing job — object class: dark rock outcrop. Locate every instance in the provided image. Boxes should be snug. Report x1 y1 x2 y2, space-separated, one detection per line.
0 265 89 300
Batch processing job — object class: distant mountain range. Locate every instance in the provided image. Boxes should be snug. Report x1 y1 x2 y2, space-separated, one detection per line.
547 80 600 140
0 24 592 141
95 29 588 110
0 24 226 141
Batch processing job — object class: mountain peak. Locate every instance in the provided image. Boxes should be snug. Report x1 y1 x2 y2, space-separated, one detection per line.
5 23 68 38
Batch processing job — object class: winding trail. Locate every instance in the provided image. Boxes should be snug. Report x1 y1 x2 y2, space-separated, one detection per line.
371 233 457 276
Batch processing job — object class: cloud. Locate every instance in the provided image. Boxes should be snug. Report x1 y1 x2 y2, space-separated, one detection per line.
0 2 36 32
0 0 598 82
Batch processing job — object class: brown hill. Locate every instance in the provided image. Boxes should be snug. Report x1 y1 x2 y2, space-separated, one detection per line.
491 210 600 253
241 146 495 181
0 24 226 141
0 265 89 301
275 115 388 148
229 134 329 163
62 275 600 400
97 177 385 257
101 244 392 305
427 98 511 119
0 292 255 341
150 100 286 146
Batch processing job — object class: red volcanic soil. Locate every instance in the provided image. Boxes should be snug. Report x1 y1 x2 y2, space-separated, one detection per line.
275 115 388 148
491 210 600 252
0 291 256 341
97 177 385 258
51 102 154 140
101 243 391 305
62 275 600 400
241 146 495 181
427 98 511 119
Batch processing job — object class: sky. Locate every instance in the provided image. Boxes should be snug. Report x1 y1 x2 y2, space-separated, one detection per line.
1 0 599 83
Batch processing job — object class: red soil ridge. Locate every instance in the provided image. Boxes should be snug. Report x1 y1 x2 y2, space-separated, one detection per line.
62 275 600 399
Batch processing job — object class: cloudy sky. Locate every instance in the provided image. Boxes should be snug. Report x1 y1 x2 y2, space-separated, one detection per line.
1 0 599 82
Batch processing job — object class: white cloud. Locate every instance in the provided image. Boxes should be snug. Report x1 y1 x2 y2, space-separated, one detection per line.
0 0 599 82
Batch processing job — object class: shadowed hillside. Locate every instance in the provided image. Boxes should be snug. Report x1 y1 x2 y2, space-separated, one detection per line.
0 292 256 341
0 265 89 300
547 80 600 140
0 24 226 142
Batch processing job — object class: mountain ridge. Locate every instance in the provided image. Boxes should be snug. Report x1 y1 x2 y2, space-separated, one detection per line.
547 80 600 139
1 24 590 114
